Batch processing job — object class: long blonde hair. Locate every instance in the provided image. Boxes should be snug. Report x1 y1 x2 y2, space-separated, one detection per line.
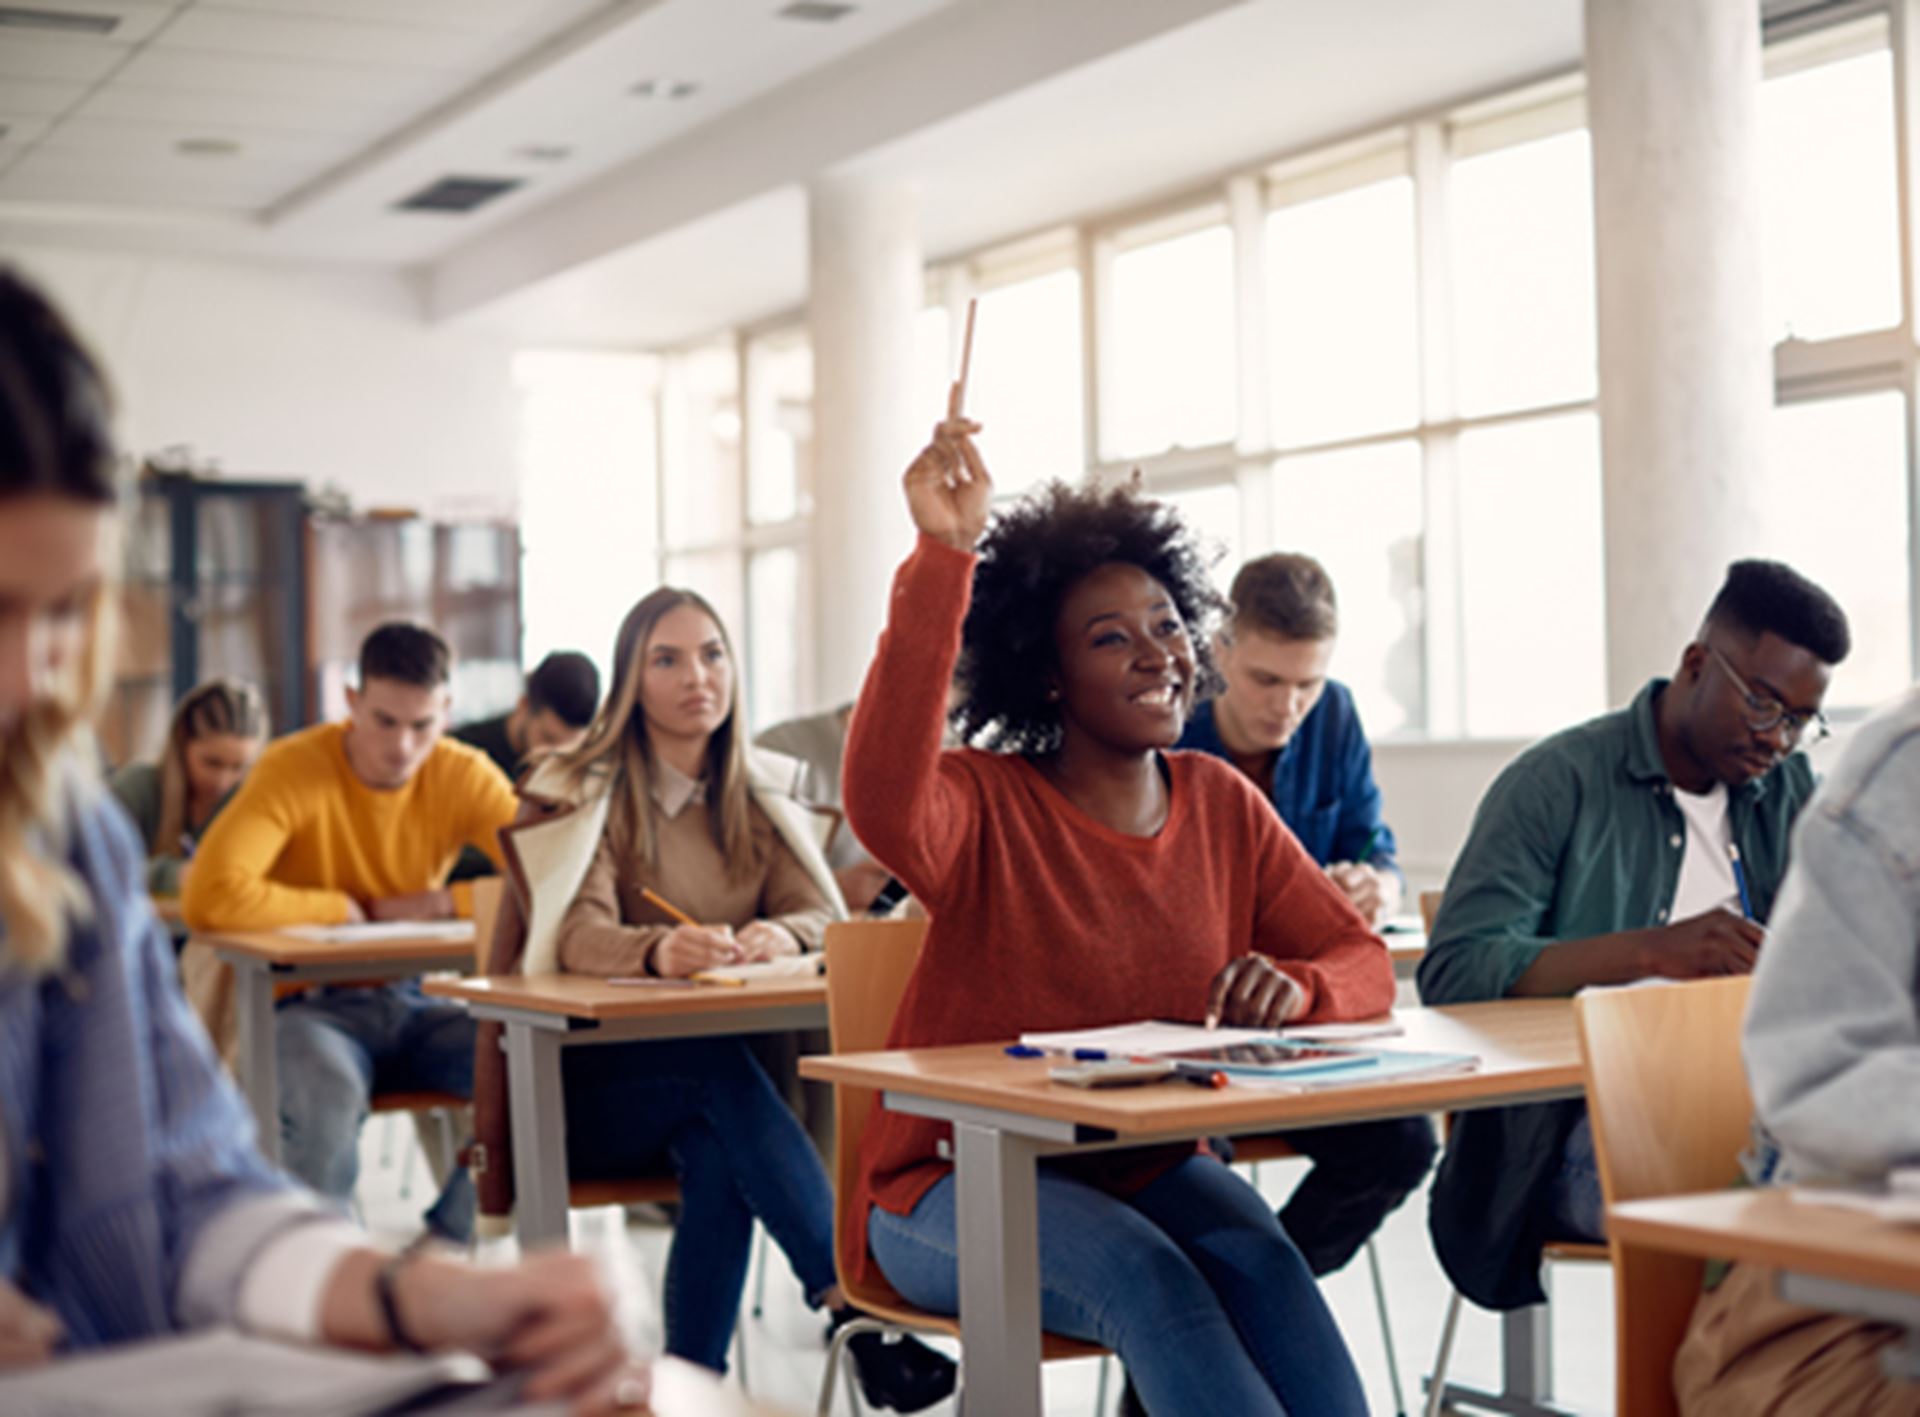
153 677 268 856
0 269 121 973
551 588 760 881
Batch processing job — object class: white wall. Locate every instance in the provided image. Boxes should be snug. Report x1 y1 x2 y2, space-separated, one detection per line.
2 245 521 518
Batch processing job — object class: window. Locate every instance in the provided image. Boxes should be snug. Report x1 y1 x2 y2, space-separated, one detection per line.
661 548 745 655
515 350 660 684
1456 413 1606 738
1761 24 1900 343
660 343 741 547
1107 222 1237 458
968 268 1086 494
1159 482 1243 600
745 332 811 526
1450 127 1598 418
746 546 804 732
1267 176 1420 447
1763 391 1910 709
914 304 953 426
1269 441 1425 737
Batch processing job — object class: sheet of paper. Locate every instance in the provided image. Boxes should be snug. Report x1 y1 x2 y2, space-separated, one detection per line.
0 1328 486 1415
280 919 476 945
1018 1018 1403 1054
692 954 824 984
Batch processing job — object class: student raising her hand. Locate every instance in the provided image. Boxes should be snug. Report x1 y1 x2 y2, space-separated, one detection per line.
843 417 1396 1417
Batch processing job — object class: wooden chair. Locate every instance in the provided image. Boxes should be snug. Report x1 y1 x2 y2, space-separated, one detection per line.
818 918 1109 1417
1418 889 1444 934
1576 976 1753 1417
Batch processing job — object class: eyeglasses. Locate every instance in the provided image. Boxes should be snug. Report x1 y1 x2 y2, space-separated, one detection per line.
1705 643 1829 746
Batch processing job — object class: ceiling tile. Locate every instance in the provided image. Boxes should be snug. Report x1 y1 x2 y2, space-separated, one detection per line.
76 81 409 138
0 32 132 82
158 7 500 71
0 117 51 146
0 79 89 117
112 46 447 105
202 0 598 33
33 115 344 163
0 0 181 45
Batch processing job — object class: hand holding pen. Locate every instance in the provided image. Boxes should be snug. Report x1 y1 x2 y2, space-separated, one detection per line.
640 886 743 978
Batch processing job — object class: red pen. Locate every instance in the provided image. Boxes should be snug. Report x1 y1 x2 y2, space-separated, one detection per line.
1184 1070 1229 1090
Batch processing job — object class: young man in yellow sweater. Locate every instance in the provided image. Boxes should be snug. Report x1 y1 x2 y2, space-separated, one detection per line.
184 623 519 1240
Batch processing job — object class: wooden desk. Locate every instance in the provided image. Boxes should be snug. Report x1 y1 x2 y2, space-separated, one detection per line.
197 926 475 1163
425 973 828 1245
1611 1188 1920 1409
801 999 1582 1417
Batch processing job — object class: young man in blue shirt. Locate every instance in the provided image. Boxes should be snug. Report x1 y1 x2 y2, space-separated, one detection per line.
1178 553 1435 1278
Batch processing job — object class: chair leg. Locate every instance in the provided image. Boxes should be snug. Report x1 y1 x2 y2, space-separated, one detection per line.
1093 1353 1111 1415
815 1316 886 1417
750 1221 771 1319
1424 1289 1463 1417
1365 1238 1409 1417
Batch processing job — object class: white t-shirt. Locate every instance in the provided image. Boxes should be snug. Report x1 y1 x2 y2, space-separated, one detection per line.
1669 783 1741 922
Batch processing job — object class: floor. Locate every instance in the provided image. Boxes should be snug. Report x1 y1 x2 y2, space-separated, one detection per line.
355 1115 1617 1416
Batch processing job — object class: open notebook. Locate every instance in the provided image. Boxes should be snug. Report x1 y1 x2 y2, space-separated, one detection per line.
1018 1019 1476 1089
280 920 476 945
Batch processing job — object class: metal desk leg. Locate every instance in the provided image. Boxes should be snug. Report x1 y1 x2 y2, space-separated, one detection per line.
232 958 280 1164
953 1119 1045 1417
504 1023 570 1248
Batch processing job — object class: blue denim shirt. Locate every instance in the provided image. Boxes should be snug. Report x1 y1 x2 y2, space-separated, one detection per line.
1177 683 1399 873
1 774 317 1349
1744 686 1920 1186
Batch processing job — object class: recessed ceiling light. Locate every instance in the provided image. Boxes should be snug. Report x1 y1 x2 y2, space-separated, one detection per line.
393 175 525 215
176 137 241 158
778 2 856 21
516 143 572 163
629 79 659 97
0 6 120 35
667 81 699 100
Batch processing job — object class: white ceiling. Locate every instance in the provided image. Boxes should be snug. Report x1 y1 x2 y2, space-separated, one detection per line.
0 0 1599 346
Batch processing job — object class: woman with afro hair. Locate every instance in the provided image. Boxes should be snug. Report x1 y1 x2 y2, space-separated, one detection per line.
841 416 1394 1415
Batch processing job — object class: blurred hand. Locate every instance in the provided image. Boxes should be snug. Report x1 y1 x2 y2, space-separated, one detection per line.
1204 955 1308 1031
903 418 992 552
734 920 800 963
834 860 894 913
341 895 369 925
367 889 455 923
1326 863 1392 926
397 1252 639 1413
1645 909 1764 979
0 1280 62 1369
650 923 741 978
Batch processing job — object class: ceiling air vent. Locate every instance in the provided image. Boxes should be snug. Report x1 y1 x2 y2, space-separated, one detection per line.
392 175 524 214
778 2 856 22
0 6 121 34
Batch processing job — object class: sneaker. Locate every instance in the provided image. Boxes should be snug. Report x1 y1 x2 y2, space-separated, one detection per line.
828 1308 957 1414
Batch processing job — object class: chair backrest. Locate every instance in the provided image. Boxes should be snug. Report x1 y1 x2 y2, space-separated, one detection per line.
1575 975 1754 1417
470 875 505 970
1575 975 1754 1207
1418 888 1444 934
823 917 931 1304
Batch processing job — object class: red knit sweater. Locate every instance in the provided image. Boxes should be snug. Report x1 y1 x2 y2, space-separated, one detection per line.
843 535 1396 1278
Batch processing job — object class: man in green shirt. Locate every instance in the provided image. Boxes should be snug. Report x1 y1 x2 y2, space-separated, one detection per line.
1418 560 1850 1311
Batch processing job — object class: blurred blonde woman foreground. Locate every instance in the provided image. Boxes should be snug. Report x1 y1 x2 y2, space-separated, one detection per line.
0 266 647 1413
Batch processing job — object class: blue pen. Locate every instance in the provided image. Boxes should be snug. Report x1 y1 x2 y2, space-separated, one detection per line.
1728 843 1755 921
1004 1044 1044 1058
1073 1047 1109 1061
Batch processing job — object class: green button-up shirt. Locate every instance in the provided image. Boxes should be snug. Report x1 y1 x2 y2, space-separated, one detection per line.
1419 678 1813 1006
1417 678 1816 1309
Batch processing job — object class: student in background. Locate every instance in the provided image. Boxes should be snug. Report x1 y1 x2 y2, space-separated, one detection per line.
1674 686 1920 1414
1177 552 1434 1279
0 266 644 1412
474 587 955 1409
847 419 1391 1417
108 677 267 900
182 623 519 1243
1418 561 1849 1314
756 702 893 912
455 649 600 781
1179 553 1401 923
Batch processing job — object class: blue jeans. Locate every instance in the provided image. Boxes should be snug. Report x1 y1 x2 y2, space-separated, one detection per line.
868 1154 1367 1417
563 1037 838 1374
275 982 475 1241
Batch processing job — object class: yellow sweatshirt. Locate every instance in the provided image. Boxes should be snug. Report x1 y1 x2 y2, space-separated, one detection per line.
182 721 518 930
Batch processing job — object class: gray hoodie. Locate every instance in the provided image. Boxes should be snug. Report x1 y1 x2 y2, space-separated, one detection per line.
1745 687 1920 1184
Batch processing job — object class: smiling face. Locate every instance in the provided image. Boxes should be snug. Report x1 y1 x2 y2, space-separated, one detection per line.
0 493 107 743
1211 626 1335 755
1048 561 1197 755
636 603 734 753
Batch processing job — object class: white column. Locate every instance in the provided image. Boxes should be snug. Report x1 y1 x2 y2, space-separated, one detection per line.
1586 0 1770 704
808 176 923 707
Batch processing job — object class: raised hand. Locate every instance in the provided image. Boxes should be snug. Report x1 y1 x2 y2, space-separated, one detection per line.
903 417 992 551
